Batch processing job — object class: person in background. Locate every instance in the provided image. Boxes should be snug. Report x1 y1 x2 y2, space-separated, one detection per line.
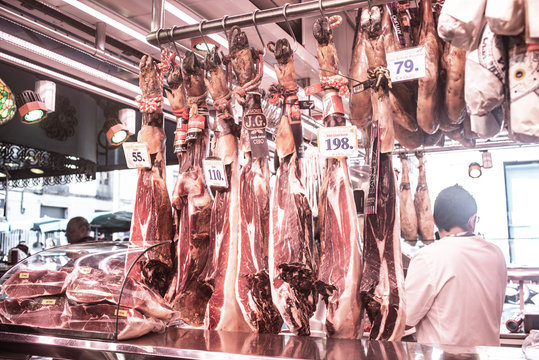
65 216 94 244
405 184 507 346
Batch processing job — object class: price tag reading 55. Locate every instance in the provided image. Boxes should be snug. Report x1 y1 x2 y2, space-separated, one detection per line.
386 46 426 83
203 159 228 189
317 126 358 158
122 142 151 169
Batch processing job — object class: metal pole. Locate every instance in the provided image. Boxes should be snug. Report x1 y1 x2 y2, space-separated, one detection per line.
146 0 389 45
151 0 166 32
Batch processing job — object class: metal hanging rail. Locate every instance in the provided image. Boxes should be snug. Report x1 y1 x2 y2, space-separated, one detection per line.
146 0 390 45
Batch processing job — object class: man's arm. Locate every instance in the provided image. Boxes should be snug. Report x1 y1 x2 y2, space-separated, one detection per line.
404 252 437 328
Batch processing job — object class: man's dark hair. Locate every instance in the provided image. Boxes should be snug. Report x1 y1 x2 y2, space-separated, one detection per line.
433 185 477 232
70 216 90 232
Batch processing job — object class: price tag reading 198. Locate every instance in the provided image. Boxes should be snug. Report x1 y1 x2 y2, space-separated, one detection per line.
386 46 426 83
203 159 228 189
122 142 151 169
317 126 358 158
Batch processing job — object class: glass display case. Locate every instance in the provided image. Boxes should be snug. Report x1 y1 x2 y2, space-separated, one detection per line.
0 241 178 340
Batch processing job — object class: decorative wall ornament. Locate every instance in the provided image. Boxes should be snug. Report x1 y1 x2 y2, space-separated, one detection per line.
40 95 78 140
0 142 96 189
0 78 17 125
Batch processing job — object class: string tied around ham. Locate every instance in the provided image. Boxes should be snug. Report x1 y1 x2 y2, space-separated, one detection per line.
213 90 233 119
368 66 392 91
187 91 208 119
320 74 350 97
328 15 343 28
173 107 189 120
136 48 176 113
268 83 299 104
233 49 264 106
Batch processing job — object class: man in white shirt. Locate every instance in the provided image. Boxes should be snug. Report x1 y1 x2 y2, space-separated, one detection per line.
405 185 507 346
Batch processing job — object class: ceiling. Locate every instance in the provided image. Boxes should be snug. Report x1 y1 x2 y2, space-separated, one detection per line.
0 0 363 119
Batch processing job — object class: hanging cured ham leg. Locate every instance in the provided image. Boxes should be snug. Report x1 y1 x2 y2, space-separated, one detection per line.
399 153 418 245
417 0 440 134
168 51 212 326
268 38 315 336
203 45 271 332
312 16 363 339
414 151 435 245
127 52 174 297
360 152 406 341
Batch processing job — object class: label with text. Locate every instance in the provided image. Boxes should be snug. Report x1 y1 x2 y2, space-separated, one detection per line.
41 299 57 305
19 272 29 279
244 110 269 159
317 126 358 158
123 142 151 169
115 309 128 317
203 158 228 189
386 46 426 82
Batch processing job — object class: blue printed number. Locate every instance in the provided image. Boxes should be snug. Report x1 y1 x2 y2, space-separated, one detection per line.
208 169 223 181
395 59 414 74
132 151 144 162
325 137 351 151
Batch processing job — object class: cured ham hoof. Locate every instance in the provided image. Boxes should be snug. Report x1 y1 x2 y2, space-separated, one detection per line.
204 47 222 72
313 17 332 45
230 29 249 53
167 65 183 90
274 39 293 65
183 51 202 76
139 55 161 98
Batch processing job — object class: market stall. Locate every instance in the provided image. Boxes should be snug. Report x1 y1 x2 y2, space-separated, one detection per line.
1 0 538 357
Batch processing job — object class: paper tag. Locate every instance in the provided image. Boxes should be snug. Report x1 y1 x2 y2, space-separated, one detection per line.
79 267 92 274
304 83 323 96
386 46 426 82
287 98 304 158
243 109 269 159
19 272 29 279
122 142 151 169
322 94 345 119
115 309 128 317
41 299 57 305
317 126 358 158
203 158 228 189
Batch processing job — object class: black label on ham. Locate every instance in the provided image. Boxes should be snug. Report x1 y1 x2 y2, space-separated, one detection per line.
366 122 380 214
244 109 269 158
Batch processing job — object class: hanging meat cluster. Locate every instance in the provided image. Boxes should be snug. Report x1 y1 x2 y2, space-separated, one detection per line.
350 0 539 152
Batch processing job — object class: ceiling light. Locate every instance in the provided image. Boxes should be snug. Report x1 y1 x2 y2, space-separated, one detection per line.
0 77 17 124
35 80 56 113
0 171 6 178
30 168 44 174
66 156 80 161
64 164 78 170
468 162 482 178
4 162 18 168
15 90 48 123
105 118 129 146
191 37 218 52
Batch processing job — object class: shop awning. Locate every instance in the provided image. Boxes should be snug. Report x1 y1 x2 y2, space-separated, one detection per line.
90 211 132 233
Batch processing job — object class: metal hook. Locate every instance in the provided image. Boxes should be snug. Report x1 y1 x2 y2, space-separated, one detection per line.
282 3 298 51
198 19 211 52
252 9 265 53
168 25 181 60
318 0 326 18
156 28 165 49
221 15 229 39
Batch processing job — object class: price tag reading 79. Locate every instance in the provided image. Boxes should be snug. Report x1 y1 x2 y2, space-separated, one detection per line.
203 158 228 189
317 126 358 158
386 46 426 83
122 142 151 169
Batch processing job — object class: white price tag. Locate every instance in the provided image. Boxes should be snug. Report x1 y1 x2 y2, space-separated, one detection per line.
203 159 228 189
317 126 358 158
122 142 151 169
386 46 426 82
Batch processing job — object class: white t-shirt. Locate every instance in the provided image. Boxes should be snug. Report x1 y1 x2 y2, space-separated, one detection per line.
405 235 507 346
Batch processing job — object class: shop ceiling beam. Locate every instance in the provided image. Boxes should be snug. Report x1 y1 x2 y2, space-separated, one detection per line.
147 0 390 45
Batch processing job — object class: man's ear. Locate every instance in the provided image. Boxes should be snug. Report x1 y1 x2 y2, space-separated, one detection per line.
467 214 476 232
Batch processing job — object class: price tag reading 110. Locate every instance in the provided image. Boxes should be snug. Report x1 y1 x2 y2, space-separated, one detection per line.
203 159 228 189
122 142 151 169
317 126 358 158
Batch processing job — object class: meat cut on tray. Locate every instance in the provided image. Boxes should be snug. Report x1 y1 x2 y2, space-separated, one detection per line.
2 270 69 299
